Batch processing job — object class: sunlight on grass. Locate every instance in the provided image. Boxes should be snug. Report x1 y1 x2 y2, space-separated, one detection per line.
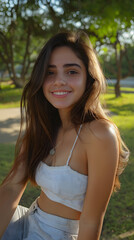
107 86 134 92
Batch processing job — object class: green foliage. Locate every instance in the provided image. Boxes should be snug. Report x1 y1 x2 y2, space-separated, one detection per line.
0 0 134 90
0 0 50 86
122 45 134 77
100 44 134 79
59 0 134 44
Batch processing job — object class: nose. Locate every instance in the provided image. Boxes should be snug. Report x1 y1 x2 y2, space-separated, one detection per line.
54 73 66 85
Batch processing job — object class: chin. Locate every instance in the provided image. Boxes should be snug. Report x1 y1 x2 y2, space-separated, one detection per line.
52 104 72 110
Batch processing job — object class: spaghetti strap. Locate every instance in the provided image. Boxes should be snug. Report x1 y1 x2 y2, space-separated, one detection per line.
66 124 83 166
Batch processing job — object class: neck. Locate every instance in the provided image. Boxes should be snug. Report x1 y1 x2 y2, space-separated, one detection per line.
58 109 74 131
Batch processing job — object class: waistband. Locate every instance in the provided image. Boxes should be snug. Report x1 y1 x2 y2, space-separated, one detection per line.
29 198 79 234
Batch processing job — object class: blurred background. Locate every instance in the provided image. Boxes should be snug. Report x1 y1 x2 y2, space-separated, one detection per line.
0 1 134 239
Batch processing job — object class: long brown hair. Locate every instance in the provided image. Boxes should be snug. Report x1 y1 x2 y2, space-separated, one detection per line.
5 32 129 191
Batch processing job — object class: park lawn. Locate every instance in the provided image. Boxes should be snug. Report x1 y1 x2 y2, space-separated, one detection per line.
107 85 134 92
0 86 134 238
101 93 134 239
0 83 22 108
0 144 40 207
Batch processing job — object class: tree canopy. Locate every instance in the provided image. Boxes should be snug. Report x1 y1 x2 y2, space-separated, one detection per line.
0 0 134 95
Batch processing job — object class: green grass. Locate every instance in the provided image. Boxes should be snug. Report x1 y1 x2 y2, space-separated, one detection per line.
0 82 22 108
0 84 134 238
107 85 134 92
0 144 15 180
101 93 134 238
0 144 40 207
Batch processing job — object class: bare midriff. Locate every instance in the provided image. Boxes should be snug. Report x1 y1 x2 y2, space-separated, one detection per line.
37 191 81 220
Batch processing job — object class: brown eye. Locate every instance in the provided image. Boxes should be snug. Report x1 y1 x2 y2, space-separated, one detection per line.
68 70 78 75
47 71 54 75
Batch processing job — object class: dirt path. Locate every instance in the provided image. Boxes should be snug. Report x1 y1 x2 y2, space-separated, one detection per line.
0 108 20 143
0 107 113 144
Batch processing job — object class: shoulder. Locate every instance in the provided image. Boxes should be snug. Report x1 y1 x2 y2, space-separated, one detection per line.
81 119 119 166
82 119 118 144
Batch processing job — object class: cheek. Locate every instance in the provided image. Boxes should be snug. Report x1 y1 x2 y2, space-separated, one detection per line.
42 81 48 97
82 74 87 91
76 76 87 91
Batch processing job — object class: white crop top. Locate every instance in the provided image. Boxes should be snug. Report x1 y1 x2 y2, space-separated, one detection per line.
35 124 88 212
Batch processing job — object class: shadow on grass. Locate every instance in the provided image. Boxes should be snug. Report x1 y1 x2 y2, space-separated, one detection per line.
0 118 20 143
106 103 134 115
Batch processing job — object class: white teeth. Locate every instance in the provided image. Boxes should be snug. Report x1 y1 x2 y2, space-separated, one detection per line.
53 92 69 95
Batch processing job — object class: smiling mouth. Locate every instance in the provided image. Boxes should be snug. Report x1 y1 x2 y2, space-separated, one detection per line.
52 91 70 95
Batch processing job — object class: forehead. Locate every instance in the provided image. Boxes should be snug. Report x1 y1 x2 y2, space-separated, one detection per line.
49 46 83 66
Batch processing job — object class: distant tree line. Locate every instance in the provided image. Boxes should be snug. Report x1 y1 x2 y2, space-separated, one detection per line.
0 0 134 97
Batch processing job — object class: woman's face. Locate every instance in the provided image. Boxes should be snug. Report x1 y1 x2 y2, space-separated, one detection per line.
43 46 87 110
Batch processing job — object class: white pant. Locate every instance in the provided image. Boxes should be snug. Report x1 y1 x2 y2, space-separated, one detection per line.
1 199 79 240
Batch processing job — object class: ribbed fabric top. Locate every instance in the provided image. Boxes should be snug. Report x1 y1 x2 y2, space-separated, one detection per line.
35 125 88 212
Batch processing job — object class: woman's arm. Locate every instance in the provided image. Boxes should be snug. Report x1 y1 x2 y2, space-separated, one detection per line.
77 120 119 240
0 161 27 237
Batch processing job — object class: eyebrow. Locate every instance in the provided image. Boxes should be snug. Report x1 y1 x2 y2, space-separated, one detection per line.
48 63 81 69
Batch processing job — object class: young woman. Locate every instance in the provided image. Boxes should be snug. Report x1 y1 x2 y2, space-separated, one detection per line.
0 32 129 240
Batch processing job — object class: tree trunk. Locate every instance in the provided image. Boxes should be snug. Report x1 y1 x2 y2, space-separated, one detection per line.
115 80 121 97
12 77 25 88
114 41 121 98
115 57 121 97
